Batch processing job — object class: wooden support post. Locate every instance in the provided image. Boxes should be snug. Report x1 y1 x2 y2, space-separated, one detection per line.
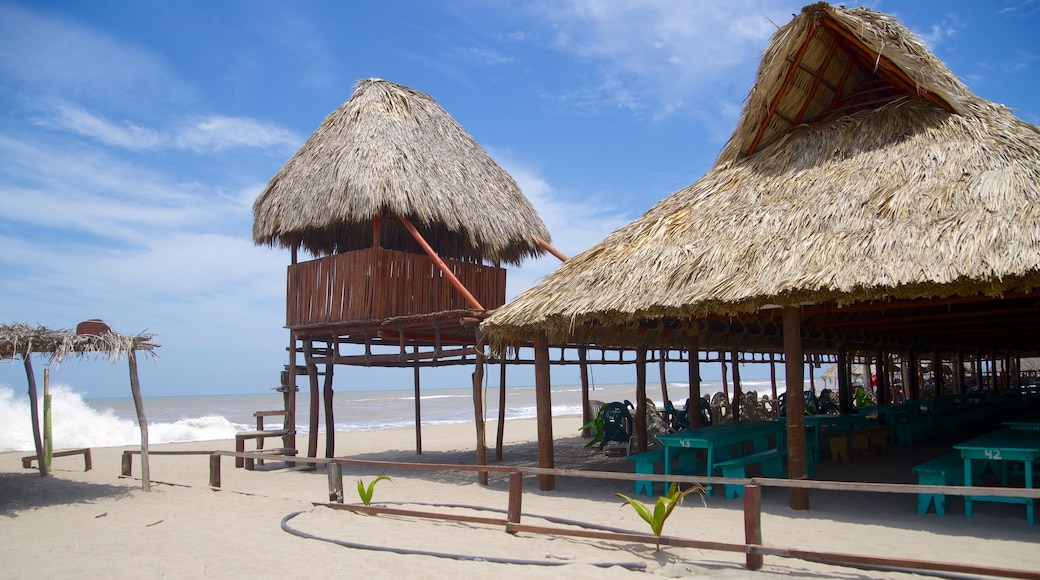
579 347 592 437
836 345 851 414
121 451 132 476
731 350 742 421
128 349 151 492
323 350 335 458
328 462 344 502
472 339 488 485
783 306 810 510
209 454 221 488
905 349 919 401
688 334 703 429
496 356 506 461
635 347 648 453
507 471 523 529
658 351 670 407
875 350 888 406
932 350 942 397
953 351 965 395
533 331 555 491
744 484 764 571
769 352 779 417
22 353 47 477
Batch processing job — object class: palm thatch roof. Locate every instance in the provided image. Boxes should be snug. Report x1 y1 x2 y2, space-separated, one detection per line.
253 78 550 266
0 322 158 362
482 3 1040 353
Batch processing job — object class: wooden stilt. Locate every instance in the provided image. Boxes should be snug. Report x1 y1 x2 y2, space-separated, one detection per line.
472 339 488 485
496 356 506 461
286 332 298 457
323 351 335 458
305 340 319 462
783 306 810 510
635 347 648 453
414 345 422 455
533 331 555 491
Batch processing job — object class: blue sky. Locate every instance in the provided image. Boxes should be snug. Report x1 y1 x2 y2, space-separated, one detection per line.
1 1 1038 399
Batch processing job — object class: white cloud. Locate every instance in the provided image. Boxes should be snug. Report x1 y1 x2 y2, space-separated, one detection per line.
0 3 194 108
514 0 798 119
37 102 301 154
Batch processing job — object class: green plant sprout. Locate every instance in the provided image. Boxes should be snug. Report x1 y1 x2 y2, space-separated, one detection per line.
357 469 392 506
615 483 705 551
579 409 606 448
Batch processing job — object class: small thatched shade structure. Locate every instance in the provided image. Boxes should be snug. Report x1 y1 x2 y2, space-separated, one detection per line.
483 2 1040 351
1 322 158 490
253 78 551 265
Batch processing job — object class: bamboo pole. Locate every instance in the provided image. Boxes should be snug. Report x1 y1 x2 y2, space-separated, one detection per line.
128 349 151 492
23 353 47 477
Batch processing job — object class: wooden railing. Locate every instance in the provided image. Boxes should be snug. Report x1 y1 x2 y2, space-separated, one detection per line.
122 449 1040 579
286 248 506 328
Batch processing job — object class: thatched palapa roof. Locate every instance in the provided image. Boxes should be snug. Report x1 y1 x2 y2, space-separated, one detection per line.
0 322 158 362
482 3 1040 351
253 78 550 266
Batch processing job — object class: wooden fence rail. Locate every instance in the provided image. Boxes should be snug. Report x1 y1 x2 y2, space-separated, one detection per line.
120 450 1040 579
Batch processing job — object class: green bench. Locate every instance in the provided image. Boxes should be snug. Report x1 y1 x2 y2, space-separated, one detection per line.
912 451 964 515
714 449 785 500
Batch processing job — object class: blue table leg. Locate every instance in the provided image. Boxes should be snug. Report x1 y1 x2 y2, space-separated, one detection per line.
705 446 715 497
1027 460 1035 526
964 457 974 519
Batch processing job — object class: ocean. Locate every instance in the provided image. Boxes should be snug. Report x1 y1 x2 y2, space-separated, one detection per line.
0 379 787 452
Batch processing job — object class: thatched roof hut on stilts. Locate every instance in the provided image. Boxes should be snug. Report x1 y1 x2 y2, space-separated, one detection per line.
253 79 555 477
482 2 1040 499
1 321 158 490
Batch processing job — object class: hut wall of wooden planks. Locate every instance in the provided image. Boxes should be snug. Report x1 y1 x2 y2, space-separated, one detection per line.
286 248 506 328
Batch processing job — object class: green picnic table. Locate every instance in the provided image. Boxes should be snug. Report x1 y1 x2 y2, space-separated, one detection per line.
656 420 784 496
953 429 1040 525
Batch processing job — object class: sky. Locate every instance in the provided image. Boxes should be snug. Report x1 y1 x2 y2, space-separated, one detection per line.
1 1 1038 399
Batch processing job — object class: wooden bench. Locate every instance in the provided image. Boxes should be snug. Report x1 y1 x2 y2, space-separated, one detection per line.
715 449 785 500
912 451 964 516
22 448 92 471
627 449 666 497
235 429 291 468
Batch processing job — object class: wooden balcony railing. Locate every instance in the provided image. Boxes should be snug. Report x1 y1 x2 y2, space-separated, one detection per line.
286 248 506 328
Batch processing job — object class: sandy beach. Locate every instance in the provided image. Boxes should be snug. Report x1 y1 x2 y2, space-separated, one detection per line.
2 415 1038 579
